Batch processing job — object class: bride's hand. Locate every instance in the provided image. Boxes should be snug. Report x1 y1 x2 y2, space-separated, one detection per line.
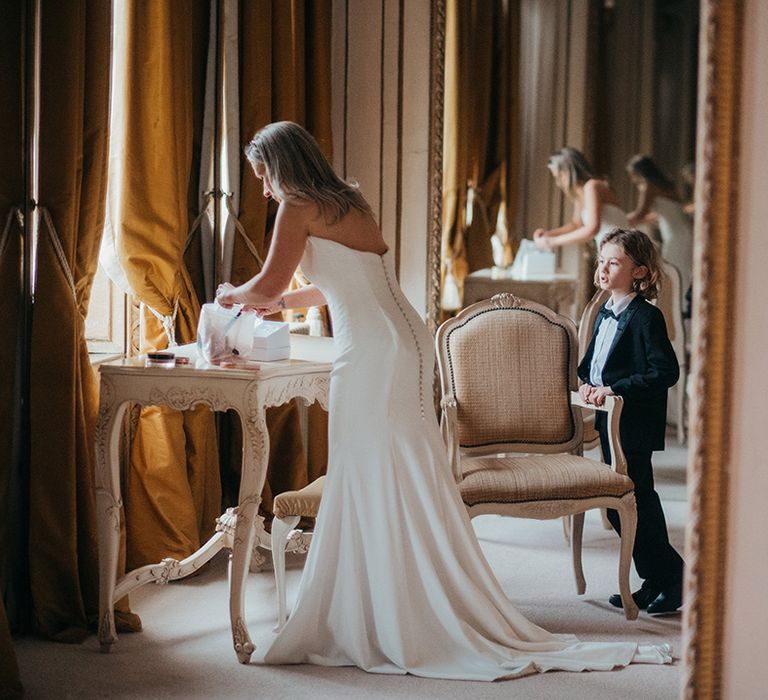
216 282 236 308
243 302 282 318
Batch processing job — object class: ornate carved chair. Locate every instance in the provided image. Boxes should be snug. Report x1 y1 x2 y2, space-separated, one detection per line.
270 476 325 629
577 289 610 452
436 293 639 620
577 289 614 533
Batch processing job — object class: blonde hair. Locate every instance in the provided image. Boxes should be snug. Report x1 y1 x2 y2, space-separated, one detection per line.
596 228 662 300
244 121 371 223
548 147 596 199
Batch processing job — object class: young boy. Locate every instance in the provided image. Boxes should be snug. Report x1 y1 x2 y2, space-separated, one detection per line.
578 228 684 614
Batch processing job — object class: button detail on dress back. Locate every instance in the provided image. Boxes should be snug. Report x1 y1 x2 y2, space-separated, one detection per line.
380 257 425 420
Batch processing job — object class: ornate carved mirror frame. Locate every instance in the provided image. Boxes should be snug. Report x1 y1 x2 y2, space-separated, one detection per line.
425 1 742 696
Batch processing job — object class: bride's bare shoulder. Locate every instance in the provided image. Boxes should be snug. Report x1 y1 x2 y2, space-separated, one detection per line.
276 199 319 228
310 207 388 254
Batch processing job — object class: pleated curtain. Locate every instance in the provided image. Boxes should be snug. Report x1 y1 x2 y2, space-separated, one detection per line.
0 5 333 674
0 0 24 693
115 0 333 565
442 0 521 311
112 1 220 570
27 0 111 642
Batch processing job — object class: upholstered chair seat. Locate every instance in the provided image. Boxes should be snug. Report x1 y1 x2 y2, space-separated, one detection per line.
273 476 325 520
459 455 634 507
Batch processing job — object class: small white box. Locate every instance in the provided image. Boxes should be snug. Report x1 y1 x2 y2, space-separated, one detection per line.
521 249 556 278
249 320 290 361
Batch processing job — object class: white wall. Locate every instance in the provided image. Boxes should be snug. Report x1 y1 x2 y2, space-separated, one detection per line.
722 0 768 696
396 0 431 314
332 0 431 317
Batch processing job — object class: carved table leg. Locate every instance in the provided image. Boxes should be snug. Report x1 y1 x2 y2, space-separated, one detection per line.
95 392 129 653
228 403 271 663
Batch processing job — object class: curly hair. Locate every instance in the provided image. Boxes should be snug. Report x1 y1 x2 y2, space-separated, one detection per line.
596 228 663 300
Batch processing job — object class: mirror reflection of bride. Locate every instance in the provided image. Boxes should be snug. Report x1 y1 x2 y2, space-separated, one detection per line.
440 0 698 320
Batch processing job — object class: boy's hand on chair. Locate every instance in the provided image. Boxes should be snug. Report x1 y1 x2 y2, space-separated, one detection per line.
589 386 615 406
578 384 593 403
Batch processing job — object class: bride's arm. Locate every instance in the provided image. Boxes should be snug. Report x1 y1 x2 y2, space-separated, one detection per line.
539 182 602 248
247 284 327 317
282 285 326 309
539 205 582 237
217 201 309 307
627 187 655 226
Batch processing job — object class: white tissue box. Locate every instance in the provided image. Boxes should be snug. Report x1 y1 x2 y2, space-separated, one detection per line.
250 320 290 361
521 249 556 278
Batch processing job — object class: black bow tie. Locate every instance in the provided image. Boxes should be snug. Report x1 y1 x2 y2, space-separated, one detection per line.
598 306 618 321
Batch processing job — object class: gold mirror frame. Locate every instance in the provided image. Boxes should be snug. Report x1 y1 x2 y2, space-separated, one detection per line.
425 1 743 696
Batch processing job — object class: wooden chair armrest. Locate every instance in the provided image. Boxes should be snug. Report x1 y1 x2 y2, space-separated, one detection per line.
570 392 628 476
440 394 462 483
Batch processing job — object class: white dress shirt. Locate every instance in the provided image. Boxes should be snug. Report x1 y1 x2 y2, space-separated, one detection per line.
589 292 637 386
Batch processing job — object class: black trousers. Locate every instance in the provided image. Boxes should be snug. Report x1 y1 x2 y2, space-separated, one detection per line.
599 428 684 589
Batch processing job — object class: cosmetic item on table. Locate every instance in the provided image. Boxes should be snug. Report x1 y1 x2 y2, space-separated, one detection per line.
145 352 176 368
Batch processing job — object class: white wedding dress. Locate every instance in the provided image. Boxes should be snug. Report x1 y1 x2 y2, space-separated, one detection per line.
654 196 693 296
262 235 672 680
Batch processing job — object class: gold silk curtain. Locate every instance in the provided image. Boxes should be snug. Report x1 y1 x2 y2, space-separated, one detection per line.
0 1 23 692
115 1 220 569
116 1 332 563
27 0 111 641
230 0 333 509
442 0 521 310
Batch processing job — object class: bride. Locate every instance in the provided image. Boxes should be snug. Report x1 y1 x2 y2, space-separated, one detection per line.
216 121 672 680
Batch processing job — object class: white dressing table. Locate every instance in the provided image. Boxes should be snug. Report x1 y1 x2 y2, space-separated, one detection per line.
95 335 334 663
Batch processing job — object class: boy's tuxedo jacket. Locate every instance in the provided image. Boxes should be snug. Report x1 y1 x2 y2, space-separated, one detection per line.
578 295 679 453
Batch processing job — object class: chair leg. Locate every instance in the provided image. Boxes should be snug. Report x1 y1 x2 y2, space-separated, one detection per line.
616 497 639 621
561 515 571 545
600 508 612 530
271 515 300 631
571 512 586 595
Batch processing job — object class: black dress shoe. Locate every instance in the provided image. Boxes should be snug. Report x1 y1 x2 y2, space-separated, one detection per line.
608 585 661 610
646 585 683 614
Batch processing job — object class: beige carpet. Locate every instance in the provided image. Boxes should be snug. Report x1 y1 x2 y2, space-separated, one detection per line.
14 444 686 699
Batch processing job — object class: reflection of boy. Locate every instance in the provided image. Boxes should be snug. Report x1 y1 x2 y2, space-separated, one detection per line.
578 229 684 614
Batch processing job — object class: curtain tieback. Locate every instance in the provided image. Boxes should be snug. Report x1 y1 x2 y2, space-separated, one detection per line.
144 297 180 348
183 190 215 257
39 206 77 303
0 206 23 260
222 192 264 269
183 190 264 270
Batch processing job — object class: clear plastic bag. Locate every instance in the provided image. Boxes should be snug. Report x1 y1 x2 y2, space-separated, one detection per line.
196 302 255 364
